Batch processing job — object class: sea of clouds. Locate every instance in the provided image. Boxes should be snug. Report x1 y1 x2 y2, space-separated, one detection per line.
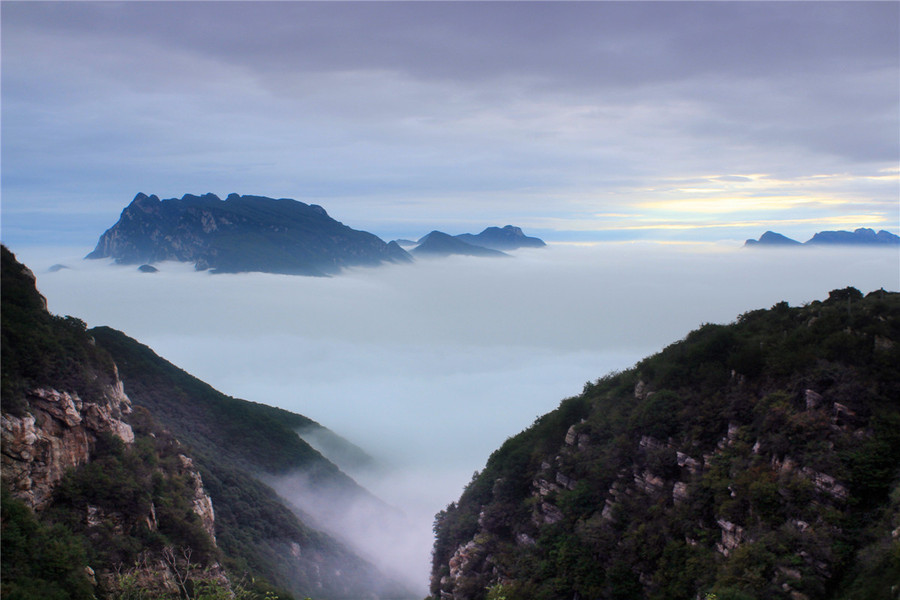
14 241 900 594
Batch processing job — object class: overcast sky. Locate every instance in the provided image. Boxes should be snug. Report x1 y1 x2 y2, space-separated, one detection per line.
2 1 898 248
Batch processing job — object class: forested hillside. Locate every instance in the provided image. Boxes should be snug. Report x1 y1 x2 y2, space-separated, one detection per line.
2 245 236 599
1 245 409 600
89 326 405 599
430 288 900 600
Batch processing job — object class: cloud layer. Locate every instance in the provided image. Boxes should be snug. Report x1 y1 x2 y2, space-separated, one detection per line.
16 242 900 592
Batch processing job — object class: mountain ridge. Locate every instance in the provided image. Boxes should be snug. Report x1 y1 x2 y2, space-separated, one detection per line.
412 231 509 258
454 225 546 251
745 227 900 247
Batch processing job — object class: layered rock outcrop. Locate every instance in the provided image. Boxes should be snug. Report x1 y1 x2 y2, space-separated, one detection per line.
1 377 133 510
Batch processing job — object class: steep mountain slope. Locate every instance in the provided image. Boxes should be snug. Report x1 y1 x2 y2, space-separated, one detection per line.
88 326 411 599
1 246 411 600
86 193 412 275
2 245 232 599
430 288 900 600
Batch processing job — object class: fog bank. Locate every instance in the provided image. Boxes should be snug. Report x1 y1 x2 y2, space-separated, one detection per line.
14 242 900 593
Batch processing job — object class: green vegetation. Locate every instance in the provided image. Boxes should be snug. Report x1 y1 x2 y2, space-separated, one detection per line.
87 327 394 598
1 246 395 600
431 288 900 600
45 428 218 569
1 245 117 415
1 484 94 600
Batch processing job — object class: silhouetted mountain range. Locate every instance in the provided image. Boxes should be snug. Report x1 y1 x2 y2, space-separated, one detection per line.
87 194 546 275
411 231 510 258
746 227 900 247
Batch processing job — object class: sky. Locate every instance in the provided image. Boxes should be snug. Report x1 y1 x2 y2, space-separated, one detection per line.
2 1 899 248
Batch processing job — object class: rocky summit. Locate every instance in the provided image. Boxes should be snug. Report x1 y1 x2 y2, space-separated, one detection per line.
86 193 412 276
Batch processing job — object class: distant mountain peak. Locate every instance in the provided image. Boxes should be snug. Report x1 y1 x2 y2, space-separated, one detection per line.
86 193 412 275
744 231 801 246
806 227 900 245
455 225 546 251
745 227 899 247
412 230 509 258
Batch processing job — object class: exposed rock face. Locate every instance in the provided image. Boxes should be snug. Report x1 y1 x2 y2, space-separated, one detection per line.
1 378 134 510
716 519 746 557
178 454 217 542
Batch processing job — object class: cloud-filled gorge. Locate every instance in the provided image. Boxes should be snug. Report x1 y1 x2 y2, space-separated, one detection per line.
17 243 900 594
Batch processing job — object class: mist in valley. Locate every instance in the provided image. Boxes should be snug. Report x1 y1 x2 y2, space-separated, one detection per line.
15 242 900 595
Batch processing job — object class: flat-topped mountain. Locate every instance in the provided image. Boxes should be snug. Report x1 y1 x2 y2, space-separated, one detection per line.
455 225 546 251
411 231 509 258
746 227 900 247
87 193 412 276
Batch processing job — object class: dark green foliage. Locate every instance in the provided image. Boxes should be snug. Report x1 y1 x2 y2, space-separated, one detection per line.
44 429 219 569
1 246 117 415
87 327 398 599
1 247 390 600
89 326 343 478
1 246 225 597
1 484 95 600
431 288 900 600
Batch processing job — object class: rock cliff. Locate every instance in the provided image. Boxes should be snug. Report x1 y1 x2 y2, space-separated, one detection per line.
1 378 133 510
1 245 228 599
